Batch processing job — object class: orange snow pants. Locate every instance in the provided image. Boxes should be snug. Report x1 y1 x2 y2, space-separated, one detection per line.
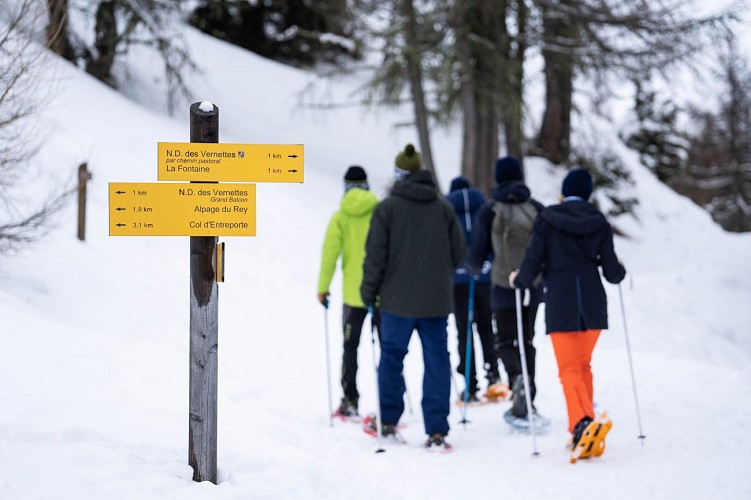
550 329 601 433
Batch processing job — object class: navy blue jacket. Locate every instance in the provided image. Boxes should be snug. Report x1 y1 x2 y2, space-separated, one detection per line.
467 180 544 310
513 200 626 333
445 187 490 285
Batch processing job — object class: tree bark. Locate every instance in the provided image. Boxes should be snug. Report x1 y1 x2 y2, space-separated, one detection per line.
501 0 526 165
86 1 118 87
46 0 75 60
401 0 438 186
455 0 506 194
536 1 578 164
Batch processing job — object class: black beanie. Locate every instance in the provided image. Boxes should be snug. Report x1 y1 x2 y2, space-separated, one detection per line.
344 165 367 182
495 156 522 184
562 168 593 199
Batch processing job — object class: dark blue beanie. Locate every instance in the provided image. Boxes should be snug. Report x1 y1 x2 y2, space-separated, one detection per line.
562 168 593 199
495 156 522 184
449 176 470 192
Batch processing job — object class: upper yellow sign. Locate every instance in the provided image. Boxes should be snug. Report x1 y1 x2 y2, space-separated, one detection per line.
157 142 304 183
109 182 256 236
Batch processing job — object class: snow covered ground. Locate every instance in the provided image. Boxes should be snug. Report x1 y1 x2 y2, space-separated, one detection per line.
1 22 750 500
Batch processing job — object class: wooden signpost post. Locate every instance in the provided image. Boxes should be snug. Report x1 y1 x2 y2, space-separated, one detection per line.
108 101 303 484
188 102 219 484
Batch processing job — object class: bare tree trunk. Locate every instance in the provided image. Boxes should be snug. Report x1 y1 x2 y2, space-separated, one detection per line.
537 51 573 164
46 0 75 60
462 91 499 196
536 1 577 164
501 0 526 165
401 0 438 186
86 0 118 87
455 0 505 194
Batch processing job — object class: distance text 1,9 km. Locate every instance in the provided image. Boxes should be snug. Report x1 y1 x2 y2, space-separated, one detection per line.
108 182 256 237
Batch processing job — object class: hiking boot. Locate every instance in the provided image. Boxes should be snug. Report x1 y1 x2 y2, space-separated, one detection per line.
335 398 359 418
511 375 527 417
363 414 400 438
485 368 501 386
571 416 594 450
424 433 451 451
381 424 398 437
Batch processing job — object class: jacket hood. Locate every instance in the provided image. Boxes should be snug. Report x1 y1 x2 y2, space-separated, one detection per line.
340 187 379 216
391 170 438 202
446 187 484 214
491 180 531 203
542 201 607 235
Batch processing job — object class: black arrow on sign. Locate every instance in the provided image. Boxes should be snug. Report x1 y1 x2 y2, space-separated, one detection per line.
116 207 126 211
288 154 298 158
115 190 126 194
288 169 298 173
116 223 126 227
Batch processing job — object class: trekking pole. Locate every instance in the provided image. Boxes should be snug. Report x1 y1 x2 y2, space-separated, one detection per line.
515 288 539 456
618 283 646 444
369 305 386 453
460 278 476 427
322 299 333 427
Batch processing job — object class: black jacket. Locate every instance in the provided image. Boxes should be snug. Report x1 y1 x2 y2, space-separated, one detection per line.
361 170 467 317
514 200 626 333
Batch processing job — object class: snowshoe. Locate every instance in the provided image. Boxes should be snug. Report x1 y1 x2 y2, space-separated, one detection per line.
332 408 362 423
332 398 361 423
570 412 612 463
362 414 406 444
503 408 551 432
424 434 453 453
484 382 510 401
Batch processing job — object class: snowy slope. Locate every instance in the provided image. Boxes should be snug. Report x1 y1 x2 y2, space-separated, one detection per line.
1 25 750 500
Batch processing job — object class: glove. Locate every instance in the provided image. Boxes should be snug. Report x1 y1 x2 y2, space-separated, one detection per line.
318 292 330 309
508 270 519 289
462 261 480 279
481 260 492 275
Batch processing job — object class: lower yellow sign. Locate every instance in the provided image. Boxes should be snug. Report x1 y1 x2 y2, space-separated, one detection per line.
109 182 256 236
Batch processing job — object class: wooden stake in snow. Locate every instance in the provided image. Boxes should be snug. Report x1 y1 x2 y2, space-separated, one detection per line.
77 163 91 241
188 102 219 484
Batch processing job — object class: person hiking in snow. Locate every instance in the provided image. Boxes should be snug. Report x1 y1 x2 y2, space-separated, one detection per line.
360 144 466 450
317 166 379 419
445 176 503 403
466 156 544 421
510 167 626 458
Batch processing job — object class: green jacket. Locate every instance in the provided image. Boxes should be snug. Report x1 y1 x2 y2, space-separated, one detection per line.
318 188 379 308
361 171 467 317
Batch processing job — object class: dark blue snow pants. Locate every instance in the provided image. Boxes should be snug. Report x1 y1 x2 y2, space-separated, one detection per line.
379 312 451 436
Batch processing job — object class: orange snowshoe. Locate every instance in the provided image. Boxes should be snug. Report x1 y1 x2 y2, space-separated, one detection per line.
483 382 510 401
570 412 613 463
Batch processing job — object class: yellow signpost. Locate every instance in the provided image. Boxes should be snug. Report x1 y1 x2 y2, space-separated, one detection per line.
108 182 256 236
107 102 305 484
157 142 304 183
